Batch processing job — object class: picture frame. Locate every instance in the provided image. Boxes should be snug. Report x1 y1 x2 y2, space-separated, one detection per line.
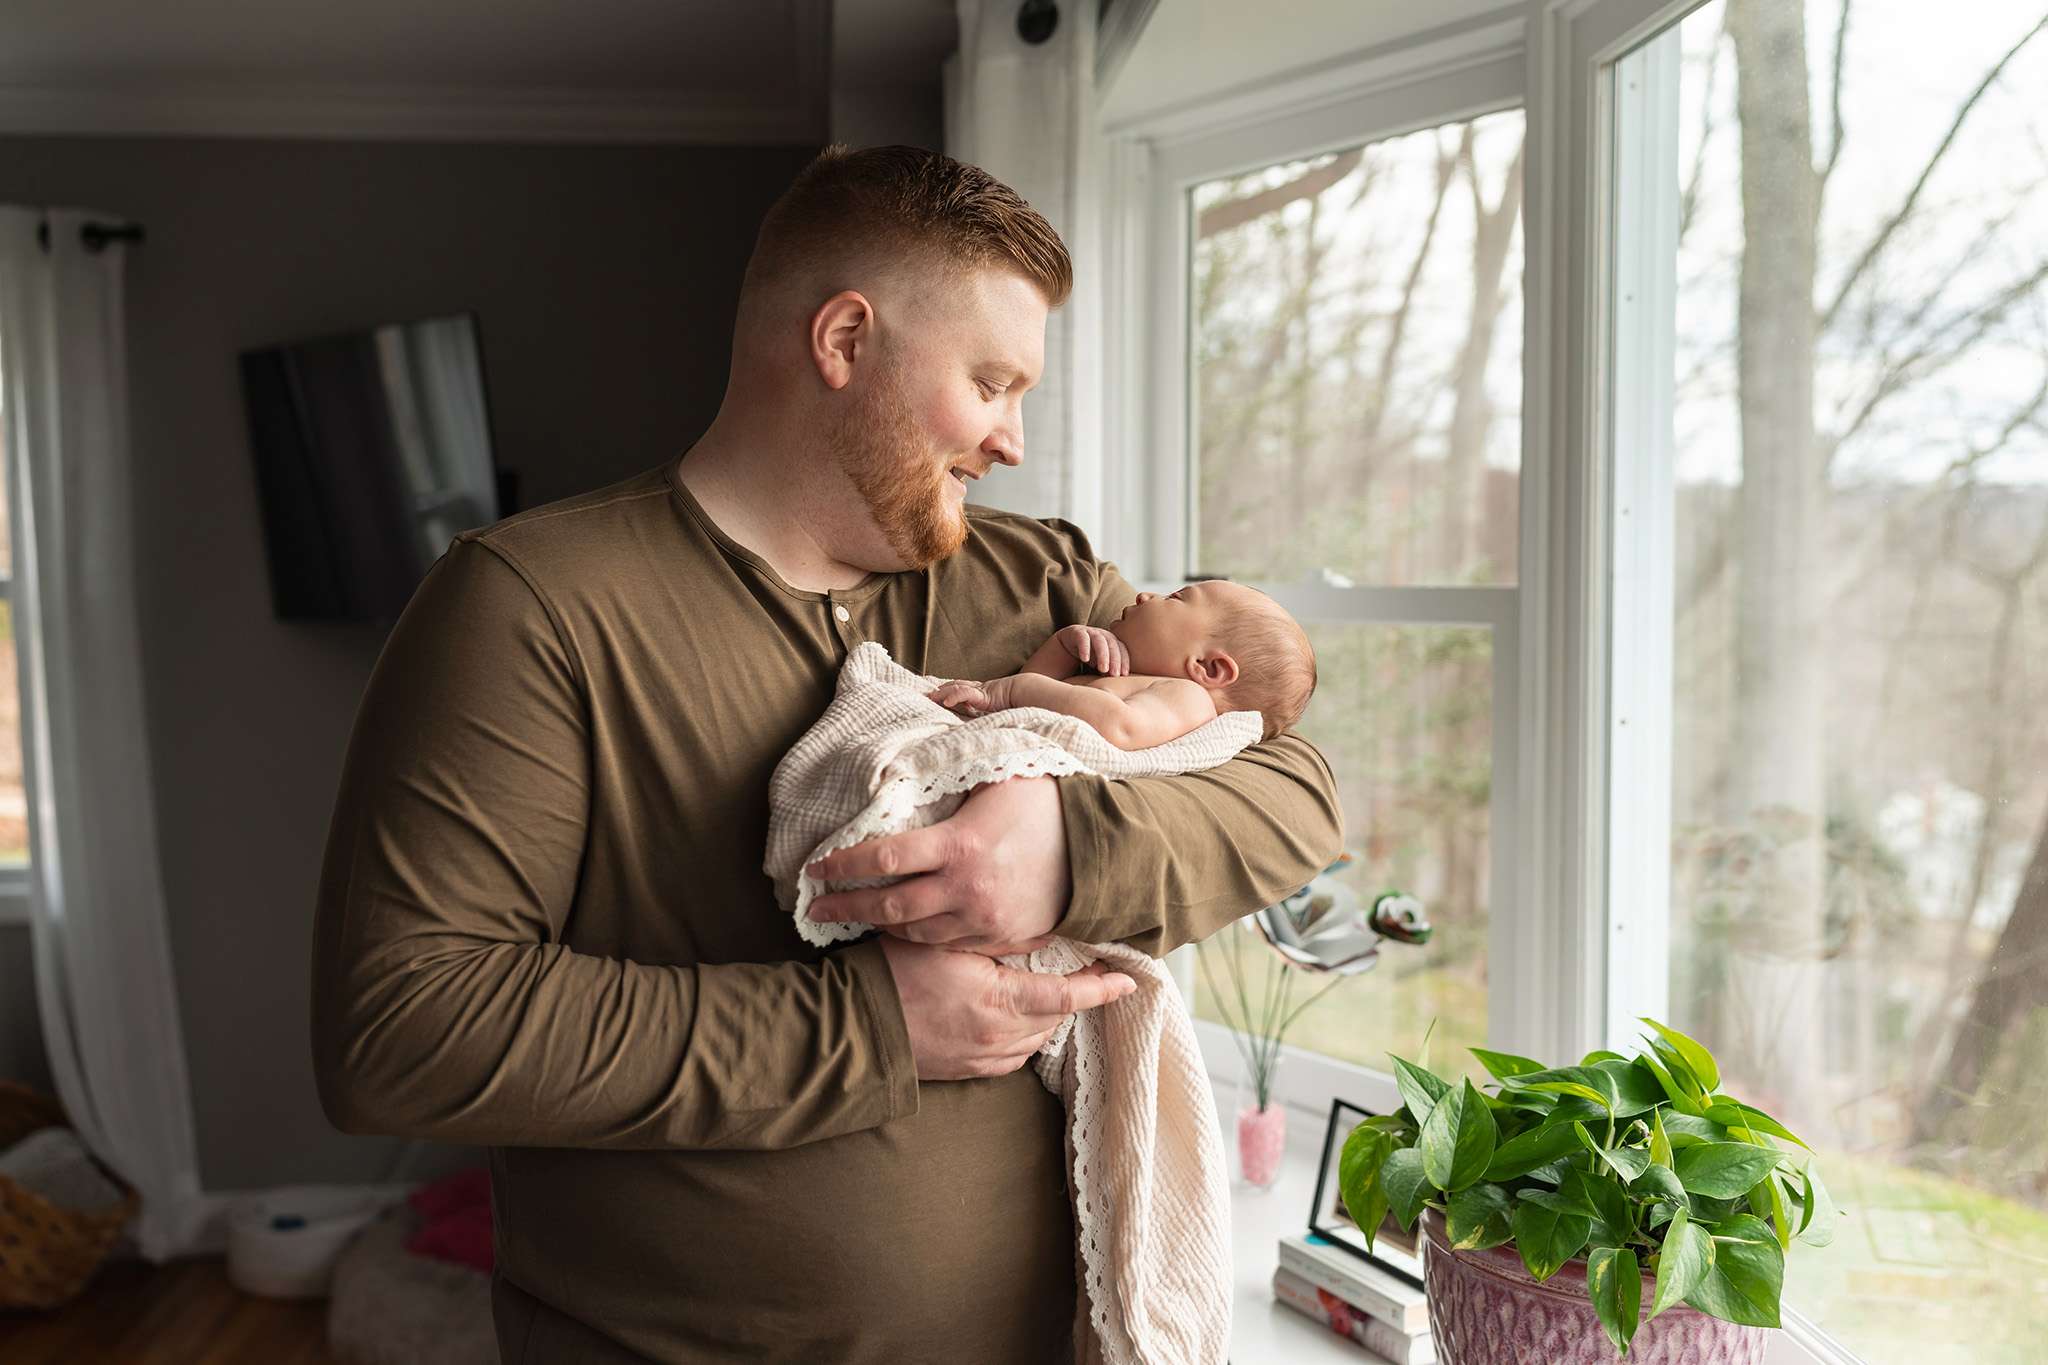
1308 1098 1426 1291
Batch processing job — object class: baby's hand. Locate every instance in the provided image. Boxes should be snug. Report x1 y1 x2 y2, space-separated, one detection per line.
928 681 995 716
1057 624 1129 677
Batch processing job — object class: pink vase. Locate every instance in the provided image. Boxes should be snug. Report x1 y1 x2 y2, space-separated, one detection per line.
1421 1209 1769 1365
1236 1100 1286 1188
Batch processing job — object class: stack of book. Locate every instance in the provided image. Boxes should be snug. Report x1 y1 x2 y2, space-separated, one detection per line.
1271 1233 1434 1364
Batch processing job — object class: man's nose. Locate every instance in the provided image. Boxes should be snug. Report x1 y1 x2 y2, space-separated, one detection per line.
984 413 1023 466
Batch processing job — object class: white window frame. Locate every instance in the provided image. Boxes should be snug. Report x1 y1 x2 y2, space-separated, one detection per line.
1098 5 1859 1361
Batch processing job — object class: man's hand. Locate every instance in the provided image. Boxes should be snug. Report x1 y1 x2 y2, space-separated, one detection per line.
808 775 1070 952
879 938 1134 1079
1056 624 1129 677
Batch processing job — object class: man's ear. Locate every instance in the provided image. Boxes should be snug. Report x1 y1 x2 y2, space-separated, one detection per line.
810 290 874 390
1189 652 1240 691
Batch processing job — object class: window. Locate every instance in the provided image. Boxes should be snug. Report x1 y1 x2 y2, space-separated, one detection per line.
1182 112 1524 1083
1609 2 2048 1361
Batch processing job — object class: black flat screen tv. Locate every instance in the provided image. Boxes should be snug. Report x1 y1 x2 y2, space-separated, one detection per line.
241 313 500 625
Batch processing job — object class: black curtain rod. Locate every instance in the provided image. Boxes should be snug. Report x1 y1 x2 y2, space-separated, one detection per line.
34 218 146 253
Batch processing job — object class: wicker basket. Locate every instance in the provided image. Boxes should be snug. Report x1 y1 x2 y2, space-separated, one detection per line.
0 1078 140 1309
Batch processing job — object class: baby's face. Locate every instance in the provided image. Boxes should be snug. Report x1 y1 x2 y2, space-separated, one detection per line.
1108 580 1263 676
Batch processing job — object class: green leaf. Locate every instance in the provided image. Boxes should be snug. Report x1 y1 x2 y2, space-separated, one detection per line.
1580 1170 1637 1249
1749 1174 1792 1251
1640 1018 1720 1091
1520 1186 1596 1217
1446 1183 1516 1250
1649 1207 1714 1319
1674 1143 1781 1199
1587 1246 1643 1355
1685 1216 1783 1327
1525 1080 1615 1113
1339 1127 1392 1251
1724 1103 1809 1151
1592 1059 1670 1117
1470 1047 1548 1081
1483 1120 1585 1182
1638 1052 1706 1117
1594 1145 1653 1182
1392 1055 1451 1126
1631 1162 1691 1213
1419 1079 1499 1193
1660 1112 1730 1146
1650 1110 1674 1169
1581 1049 1627 1065
1380 1147 1432 1230
1796 1161 1839 1248
1513 1196 1592 1281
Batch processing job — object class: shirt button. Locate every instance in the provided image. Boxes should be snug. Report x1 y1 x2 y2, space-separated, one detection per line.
834 605 851 623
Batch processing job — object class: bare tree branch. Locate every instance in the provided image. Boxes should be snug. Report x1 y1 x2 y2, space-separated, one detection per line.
1823 255 2048 467
1817 11 2048 334
1828 364 2048 603
1679 10 1729 245
1820 0 1853 189
1198 149 1364 239
1361 131 1458 449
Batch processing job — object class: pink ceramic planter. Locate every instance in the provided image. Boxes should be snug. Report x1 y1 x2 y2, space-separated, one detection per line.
1421 1209 1769 1365
1236 1101 1286 1188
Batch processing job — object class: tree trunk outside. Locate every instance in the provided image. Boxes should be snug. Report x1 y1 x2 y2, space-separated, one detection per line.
1925 809 2048 1140
1726 0 1828 1128
1444 138 1524 580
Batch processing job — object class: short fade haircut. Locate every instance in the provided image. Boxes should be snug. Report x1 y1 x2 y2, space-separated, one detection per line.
742 144 1072 315
1221 597 1318 743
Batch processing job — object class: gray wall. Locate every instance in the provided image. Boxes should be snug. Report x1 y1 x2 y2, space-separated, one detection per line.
0 135 815 1189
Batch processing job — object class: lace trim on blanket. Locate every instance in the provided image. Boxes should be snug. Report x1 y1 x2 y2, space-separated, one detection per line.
792 748 1093 946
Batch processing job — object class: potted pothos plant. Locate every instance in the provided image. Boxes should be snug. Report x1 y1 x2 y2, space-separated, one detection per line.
1338 1020 1839 1364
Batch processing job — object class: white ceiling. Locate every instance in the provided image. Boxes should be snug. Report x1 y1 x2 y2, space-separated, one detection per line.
1101 0 1522 129
0 0 836 143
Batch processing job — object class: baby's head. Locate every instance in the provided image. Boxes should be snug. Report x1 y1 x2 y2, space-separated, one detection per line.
1108 581 1317 741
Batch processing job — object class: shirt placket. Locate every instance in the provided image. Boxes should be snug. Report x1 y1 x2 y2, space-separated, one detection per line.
827 589 865 656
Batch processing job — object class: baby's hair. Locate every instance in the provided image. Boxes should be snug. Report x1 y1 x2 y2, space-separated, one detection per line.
1219 594 1317 742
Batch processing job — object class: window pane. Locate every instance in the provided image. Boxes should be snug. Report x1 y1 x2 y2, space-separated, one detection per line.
1192 111 1524 586
1195 624 1490 1084
1660 2 2048 1360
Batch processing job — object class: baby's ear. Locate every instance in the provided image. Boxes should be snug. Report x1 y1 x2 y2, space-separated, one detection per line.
1189 651 1240 690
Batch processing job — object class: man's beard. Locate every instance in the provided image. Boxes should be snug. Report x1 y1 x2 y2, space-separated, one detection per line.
829 371 969 571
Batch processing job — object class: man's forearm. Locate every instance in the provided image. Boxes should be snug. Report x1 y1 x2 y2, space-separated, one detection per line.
313 929 915 1150
1052 732 1343 957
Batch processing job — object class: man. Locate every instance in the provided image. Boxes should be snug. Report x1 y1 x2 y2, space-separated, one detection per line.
312 145 1341 1364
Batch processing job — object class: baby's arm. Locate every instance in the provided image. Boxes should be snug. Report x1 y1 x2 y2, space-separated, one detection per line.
1017 624 1130 680
930 673 1216 750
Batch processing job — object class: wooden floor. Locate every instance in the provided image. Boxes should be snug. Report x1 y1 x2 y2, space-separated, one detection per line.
0 1257 334 1365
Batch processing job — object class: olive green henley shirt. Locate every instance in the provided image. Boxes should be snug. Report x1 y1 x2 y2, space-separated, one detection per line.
311 460 1342 1364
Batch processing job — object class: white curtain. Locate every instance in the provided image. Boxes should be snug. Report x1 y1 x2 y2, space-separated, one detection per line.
948 0 1103 530
0 207 207 1259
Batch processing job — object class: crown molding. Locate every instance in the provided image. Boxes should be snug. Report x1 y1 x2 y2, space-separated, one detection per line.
1101 5 1528 146
0 79 827 145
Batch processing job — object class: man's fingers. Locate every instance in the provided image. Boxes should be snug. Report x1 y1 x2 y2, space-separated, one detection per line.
1011 963 1135 1020
807 824 952 883
811 876 953 925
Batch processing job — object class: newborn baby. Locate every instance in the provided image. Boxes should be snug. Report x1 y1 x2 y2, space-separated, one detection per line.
928 579 1317 746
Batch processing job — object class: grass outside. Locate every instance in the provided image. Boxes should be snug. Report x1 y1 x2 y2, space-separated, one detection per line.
1789 1150 2048 1365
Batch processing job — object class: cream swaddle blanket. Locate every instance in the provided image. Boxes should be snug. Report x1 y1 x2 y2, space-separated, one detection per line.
766 641 1251 1365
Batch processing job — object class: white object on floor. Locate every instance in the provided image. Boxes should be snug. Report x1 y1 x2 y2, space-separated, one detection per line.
225 1185 384 1299
0 1126 125 1211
